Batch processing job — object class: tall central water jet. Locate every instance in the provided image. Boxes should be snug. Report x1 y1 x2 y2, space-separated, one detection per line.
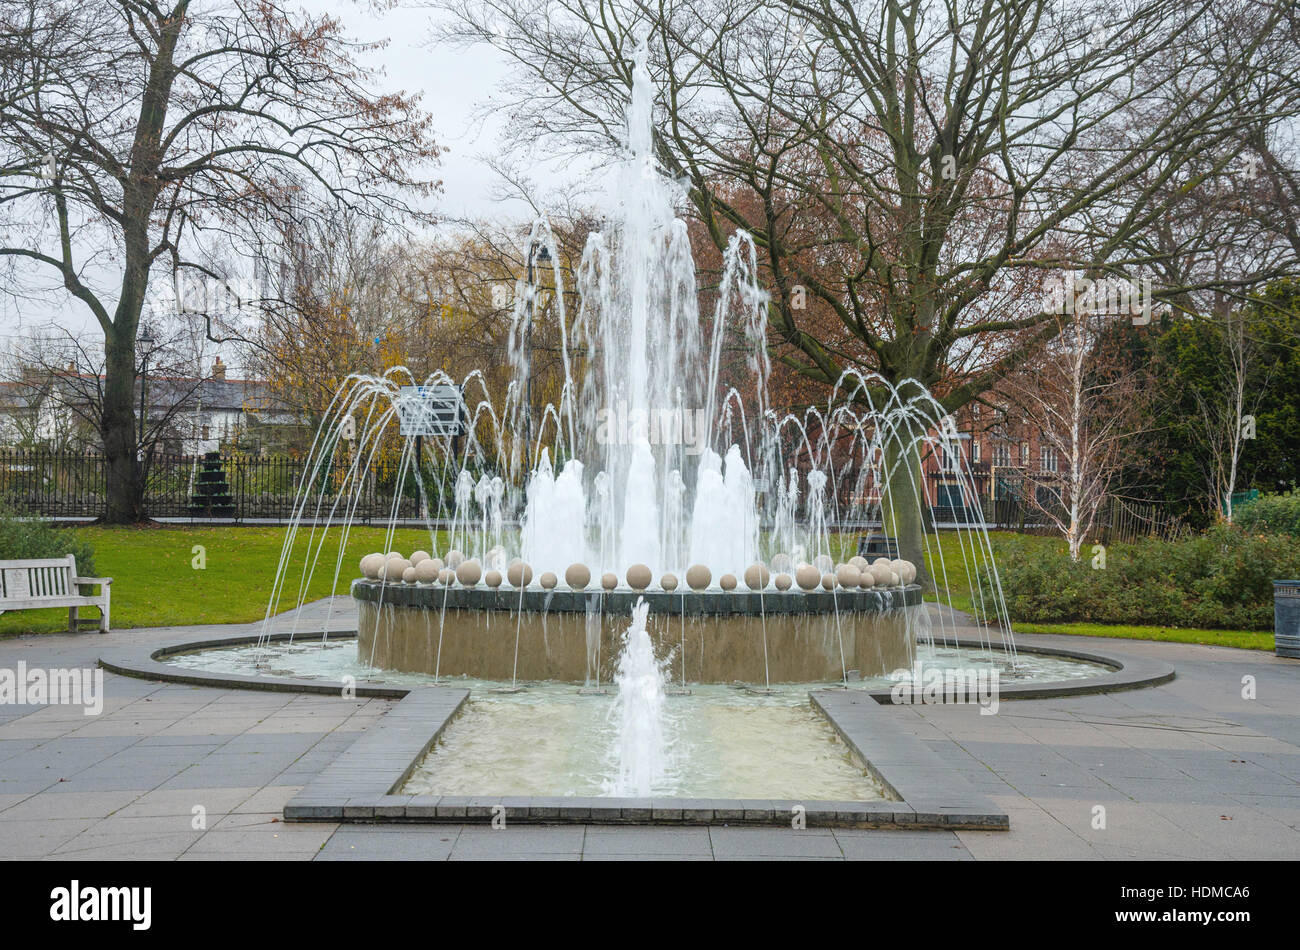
518 37 767 579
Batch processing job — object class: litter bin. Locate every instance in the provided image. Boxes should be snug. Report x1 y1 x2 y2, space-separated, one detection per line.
1275 581 1300 658
857 534 899 559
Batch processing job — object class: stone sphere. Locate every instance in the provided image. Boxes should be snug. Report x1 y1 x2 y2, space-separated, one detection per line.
409 550 430 566
426 557 445 576
381 557 410 582
743 563 771 591
601 572 618 591
414 558 440 584
897 560 917 584
565 563 591 590
385 551 400 560
686 564 712 591
872 557 892 568
484 569 503 588
445 549 465 568
821 572 835 591
795 564 820 590
360 553 384 579
813 554 835 575
870 563 893 585
660 573 678 592
456 558 482 587
888 570 900 586
858 569 875 589
836 564 860 589
437 568 455 585
719 573 737 591
626 563 652 590
402 566 418 584
849 555 868 571
774 572 793 591
770 552 793 575
506 561 533 588
540 571 558 590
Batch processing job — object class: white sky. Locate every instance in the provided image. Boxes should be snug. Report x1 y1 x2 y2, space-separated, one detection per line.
0 0 589 357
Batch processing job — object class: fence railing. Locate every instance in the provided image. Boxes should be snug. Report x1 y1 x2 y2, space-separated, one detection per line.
0 449 432 523
0 448 1189 539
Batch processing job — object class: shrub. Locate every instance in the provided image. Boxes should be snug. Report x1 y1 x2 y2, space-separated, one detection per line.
0 502 96 574
983 525 1300 630
1235 491 1300 537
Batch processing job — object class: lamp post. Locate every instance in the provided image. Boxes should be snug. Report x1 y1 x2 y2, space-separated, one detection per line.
522 241 551 474
137 325 155 449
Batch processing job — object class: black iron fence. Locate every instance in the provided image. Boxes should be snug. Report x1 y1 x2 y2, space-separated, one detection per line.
0 449 429 522
0 448 1189 538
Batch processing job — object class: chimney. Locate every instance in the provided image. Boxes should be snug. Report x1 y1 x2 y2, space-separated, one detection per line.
212 355 226 381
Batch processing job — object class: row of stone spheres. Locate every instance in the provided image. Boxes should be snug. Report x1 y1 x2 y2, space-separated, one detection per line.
359 551 918 593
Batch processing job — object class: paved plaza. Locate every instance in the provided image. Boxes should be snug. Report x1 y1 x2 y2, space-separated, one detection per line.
1 600 1297 860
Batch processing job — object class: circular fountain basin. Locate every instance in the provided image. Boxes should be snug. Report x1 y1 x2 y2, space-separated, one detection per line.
352 577 925 684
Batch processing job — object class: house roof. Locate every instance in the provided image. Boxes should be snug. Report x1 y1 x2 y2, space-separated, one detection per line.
0 374 290 414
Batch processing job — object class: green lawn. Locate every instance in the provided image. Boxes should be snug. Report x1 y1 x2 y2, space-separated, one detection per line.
0 524 446 636
1012 623 1272 650
0 524 1275 651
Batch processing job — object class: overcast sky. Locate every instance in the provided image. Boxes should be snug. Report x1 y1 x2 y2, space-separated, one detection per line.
0 0 590 356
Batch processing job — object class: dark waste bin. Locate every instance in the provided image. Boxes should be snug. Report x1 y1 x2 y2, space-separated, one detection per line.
1275 581 1300 659
857 534 899 559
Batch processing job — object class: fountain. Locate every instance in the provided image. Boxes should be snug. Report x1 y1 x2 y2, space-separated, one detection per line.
260 40 1015 692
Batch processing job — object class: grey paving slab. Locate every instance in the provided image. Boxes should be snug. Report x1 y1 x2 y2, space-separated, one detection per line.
1 597 1297 859
709 826 846 858
834 829 974 860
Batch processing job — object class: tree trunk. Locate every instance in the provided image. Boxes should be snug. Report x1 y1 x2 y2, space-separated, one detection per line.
882 425 931 589
101 325 142 523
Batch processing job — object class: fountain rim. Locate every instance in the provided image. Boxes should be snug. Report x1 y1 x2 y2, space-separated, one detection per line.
99 627 1175 702
349 576 925 615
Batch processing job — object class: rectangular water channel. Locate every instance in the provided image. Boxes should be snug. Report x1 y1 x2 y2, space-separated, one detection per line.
399 683 887 801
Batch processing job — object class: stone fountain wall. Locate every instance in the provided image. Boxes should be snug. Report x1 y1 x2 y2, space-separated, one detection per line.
353 580 923 684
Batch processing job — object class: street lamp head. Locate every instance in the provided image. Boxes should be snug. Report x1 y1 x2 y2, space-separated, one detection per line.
534 243 552 265
138 326 155 346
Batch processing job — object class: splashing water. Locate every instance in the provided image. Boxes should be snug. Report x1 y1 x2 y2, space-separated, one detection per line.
257 36 1021 678
606 599 671 796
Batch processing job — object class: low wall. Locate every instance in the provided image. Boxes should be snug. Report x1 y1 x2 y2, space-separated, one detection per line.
353 579 924 683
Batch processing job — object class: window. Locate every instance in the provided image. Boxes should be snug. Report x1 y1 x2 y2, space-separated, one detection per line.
201 425 211 440
936 483 965 507
972 441 981 463
1021 442 1030 465
1040 444 1058 472
992 442 1011 467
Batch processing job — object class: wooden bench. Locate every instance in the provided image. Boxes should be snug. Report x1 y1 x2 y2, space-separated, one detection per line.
0 555 111 633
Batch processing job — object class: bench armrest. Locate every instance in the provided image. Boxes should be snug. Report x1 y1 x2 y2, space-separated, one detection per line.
74 576 113 586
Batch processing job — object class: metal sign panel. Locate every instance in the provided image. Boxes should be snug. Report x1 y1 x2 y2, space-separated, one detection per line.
396 385 466 437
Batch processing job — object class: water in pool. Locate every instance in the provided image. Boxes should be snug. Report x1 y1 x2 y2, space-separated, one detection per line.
163 635 1109 800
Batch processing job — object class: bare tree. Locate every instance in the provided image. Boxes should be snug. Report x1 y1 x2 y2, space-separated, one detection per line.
0 0 440 522
429 0 1296 576
3 324 208 461
1190 309 1272 522
996 305 1150 560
